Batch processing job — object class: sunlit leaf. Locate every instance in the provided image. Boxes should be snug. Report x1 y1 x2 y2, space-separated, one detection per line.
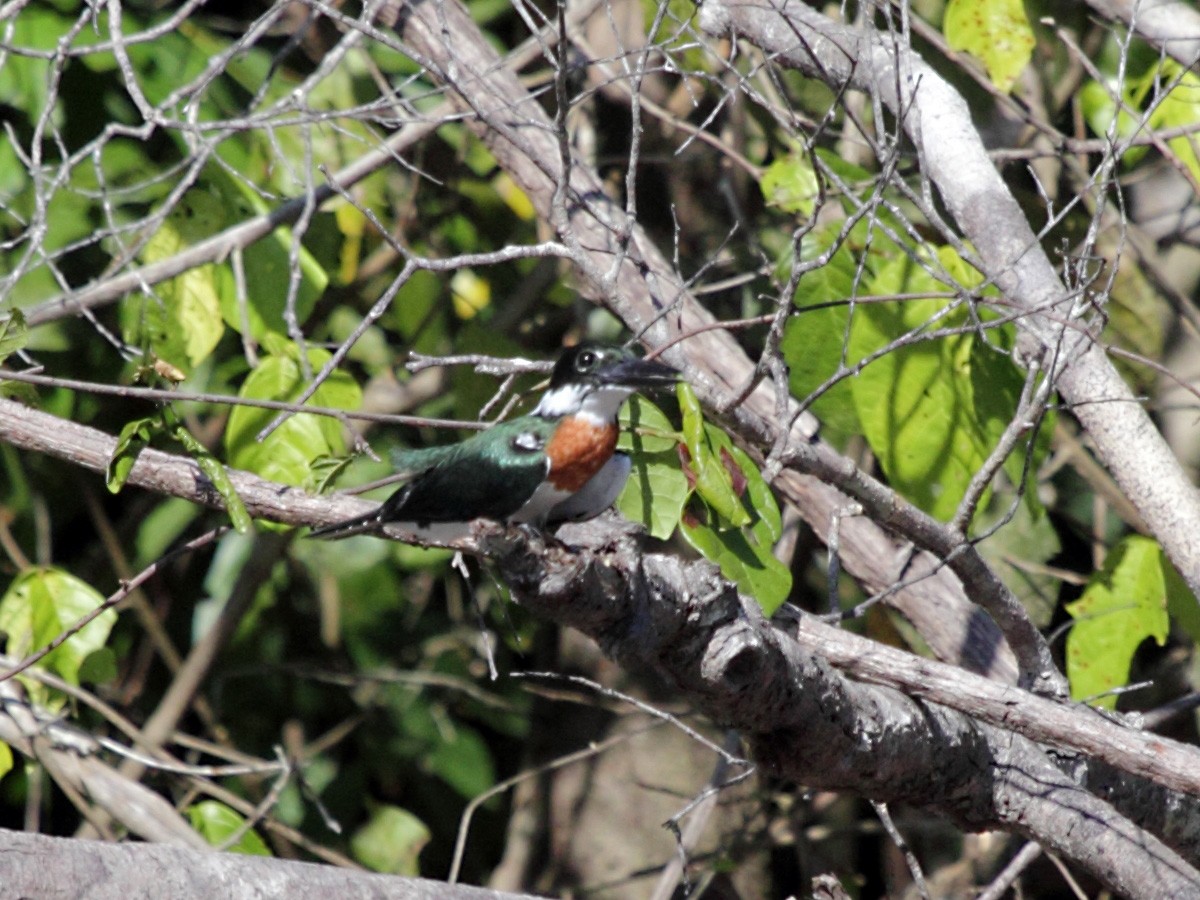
224 346 361 490
1065 537 1179 708
944 0 1035 93
681 514 791 615
450 269 491 320
677 384 749 527
760 150 819 215
123 189 227 372
0 568 116 691
617 454 690 540
351 805 430 876
186 801 272 856
619 396 680 454
1149 63 1200 192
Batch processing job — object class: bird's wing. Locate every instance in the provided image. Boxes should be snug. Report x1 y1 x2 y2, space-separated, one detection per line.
377 416 555 525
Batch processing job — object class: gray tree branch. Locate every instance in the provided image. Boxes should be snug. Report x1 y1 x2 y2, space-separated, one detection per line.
1083 0 1200 69
0 827 542 900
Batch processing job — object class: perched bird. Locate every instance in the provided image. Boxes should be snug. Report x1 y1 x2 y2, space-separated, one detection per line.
309 343 678 541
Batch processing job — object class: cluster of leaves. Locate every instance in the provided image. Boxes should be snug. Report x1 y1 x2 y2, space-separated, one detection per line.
618 387 790 613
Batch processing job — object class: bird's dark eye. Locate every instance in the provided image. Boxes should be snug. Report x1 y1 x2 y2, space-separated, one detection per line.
576 349 598 372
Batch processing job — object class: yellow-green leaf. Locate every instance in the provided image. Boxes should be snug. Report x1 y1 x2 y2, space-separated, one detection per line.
944 0 1035 93
351 805 430 876
224 346 361 490
186 801 272 856
760 151 819 215
1065 537 1175 708
1150 64 1200 188
123 189 227 371
0 568 116 691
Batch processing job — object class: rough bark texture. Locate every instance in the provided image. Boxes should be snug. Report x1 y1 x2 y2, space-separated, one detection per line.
483 518 1200 895
0 828 545 900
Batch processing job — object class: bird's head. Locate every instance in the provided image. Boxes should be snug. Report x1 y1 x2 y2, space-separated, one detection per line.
533 342 679 421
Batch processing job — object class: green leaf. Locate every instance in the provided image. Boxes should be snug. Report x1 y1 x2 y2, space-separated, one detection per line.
0 741 12 782
681 515 791 615
677 385 749 527
186 801 272 856
779 223 864 444
781 305 859 444
760 151 819 215
107 415 163 493
0 309 28 365
1149 64 1200 192
0 568 117 690
1079 80 1147 167
1164 555 1200 646
77 648 118 685
224 346 362 489
1065 537 1174 708
849 293 977 520
350 805 430 876
1103 245 1167 392
617 453 690 540
976 492 1061 627
846 249 1043 523
134 498 199 566
172 424 251 533
672 384 791 609
616 397 687 538
729 445 782 540
122 189 227 372
944 0 1035 93
969 334 1049 518
427 724 495 800
619 396 680 454
231 222 329 343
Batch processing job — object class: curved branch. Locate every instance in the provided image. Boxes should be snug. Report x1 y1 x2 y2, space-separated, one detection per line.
484 520 1200 895
1084 0 1200 69
0 827 540 900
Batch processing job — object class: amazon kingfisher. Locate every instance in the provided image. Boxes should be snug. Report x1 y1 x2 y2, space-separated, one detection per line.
309 343 678 542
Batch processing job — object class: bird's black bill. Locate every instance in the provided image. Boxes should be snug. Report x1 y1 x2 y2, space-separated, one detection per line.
597 354 679 390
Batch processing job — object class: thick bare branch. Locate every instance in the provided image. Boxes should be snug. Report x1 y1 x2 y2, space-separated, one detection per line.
484 519 1200 895
1084 0 1200 69
0 827 542 900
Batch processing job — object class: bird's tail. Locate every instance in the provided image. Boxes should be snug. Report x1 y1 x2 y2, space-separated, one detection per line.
308 510 385 540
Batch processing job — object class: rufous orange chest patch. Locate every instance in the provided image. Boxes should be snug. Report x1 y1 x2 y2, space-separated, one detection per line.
545 416 619 491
